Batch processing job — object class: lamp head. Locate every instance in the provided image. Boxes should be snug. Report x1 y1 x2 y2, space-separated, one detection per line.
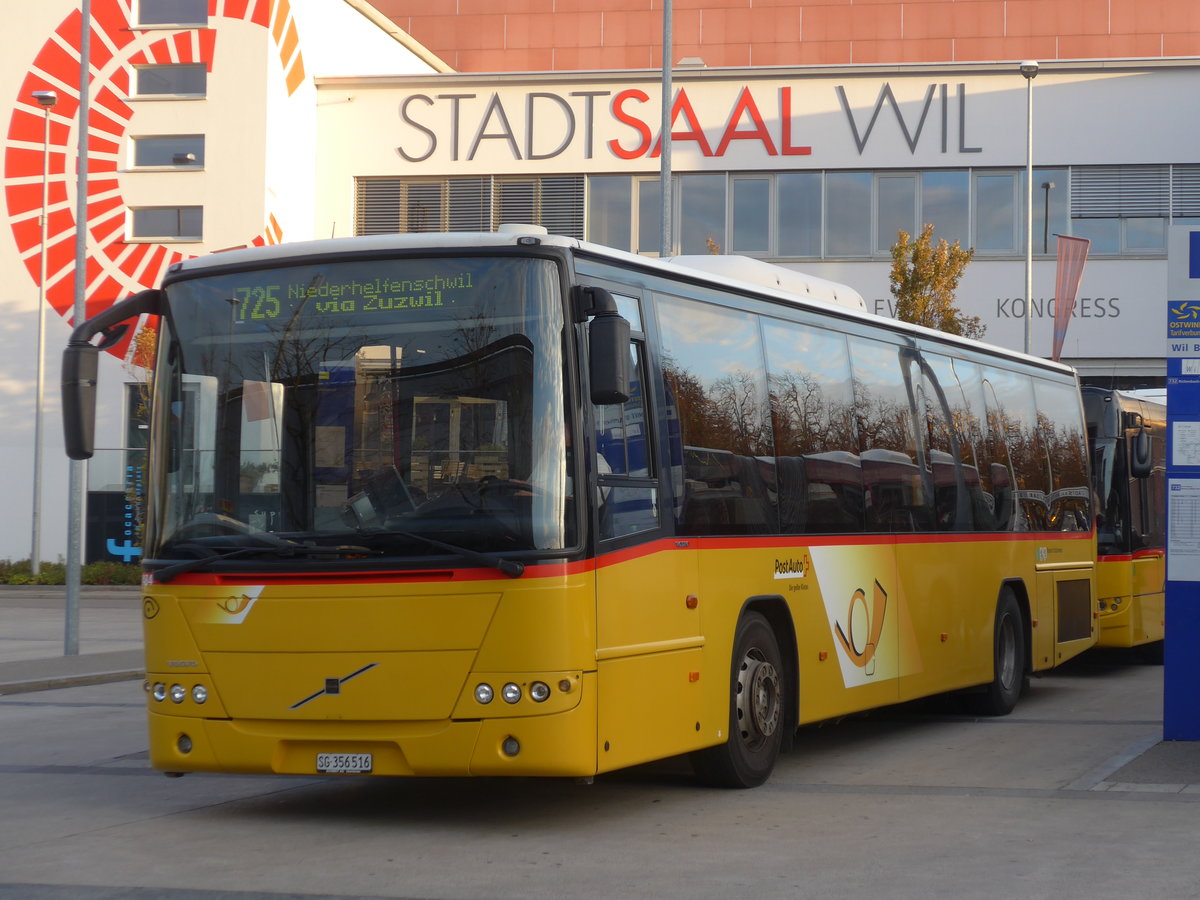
1019 60 1039 79
32 90 58 108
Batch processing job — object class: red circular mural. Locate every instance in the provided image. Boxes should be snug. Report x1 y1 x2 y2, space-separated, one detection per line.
5 0 303 358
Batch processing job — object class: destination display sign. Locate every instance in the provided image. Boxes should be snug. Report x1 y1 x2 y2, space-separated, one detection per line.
231 270 477 323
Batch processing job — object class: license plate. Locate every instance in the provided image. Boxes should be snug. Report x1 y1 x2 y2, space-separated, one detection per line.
316 752 372 774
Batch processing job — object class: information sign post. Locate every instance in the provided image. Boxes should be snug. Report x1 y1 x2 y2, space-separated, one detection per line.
1164 226 1200 739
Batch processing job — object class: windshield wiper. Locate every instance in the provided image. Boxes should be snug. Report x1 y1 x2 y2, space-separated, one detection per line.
149 540 379 583
378 530 525 577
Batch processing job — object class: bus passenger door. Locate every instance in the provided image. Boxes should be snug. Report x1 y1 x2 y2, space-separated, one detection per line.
587 291 705 772
1129 423 1166 644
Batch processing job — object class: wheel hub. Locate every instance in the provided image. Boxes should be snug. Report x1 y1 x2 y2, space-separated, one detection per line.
737 650 781 745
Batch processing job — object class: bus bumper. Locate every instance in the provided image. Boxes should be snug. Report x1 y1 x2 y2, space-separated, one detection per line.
147 672 599 778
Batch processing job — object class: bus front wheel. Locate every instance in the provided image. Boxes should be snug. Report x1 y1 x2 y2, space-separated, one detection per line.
691 611 785 788
971 589 1026 716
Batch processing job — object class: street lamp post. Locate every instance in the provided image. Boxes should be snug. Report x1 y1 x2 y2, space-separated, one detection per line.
660 0 672 257
66 0 92 656
30 89 58 578
1020 60 1039 355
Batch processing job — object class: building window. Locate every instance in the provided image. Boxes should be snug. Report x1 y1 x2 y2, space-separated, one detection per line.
354 176 585 238
974 172 1018 253
680 174 726 255
136 0 208 26
1071 165 1169 255
876 174 917 252
826 172 872 257
131 135 204 168
776 172 822 258
635 177 664 255
588 176 632 252
921 170 970 248
731 177 770 254
134 64 206 97
130 206 203 241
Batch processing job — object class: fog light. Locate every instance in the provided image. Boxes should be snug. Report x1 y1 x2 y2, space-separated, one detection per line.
502 683 521 704
177 733 192 754
169 684 186 704
475 683 494 704
191 685 208 704
502 736 520 756
530 681 550 702
152 682 167 702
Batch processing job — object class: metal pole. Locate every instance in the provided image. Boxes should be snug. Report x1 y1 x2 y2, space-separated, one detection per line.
659 0 672 257
31 96 55 577
66 0 92 656
1022 62 1038 356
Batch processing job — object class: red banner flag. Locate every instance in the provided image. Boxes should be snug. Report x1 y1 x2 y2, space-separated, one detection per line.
1051 235 1091 362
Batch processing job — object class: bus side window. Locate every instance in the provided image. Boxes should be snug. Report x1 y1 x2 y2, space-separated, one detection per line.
762 318 863 535
1034 378 1091 533
850 337 932 533
593 295 658 540
657 294 776 537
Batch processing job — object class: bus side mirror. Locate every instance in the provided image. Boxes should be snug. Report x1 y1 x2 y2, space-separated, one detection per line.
60 289 163 460
577 286 631 406
1130 418 1153 479
62 342 100 459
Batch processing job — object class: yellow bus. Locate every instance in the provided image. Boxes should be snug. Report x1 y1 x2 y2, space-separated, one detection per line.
1083 387 1166 652
63 229 1097 787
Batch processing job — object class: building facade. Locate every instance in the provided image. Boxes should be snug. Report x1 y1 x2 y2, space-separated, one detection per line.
2 0 1197 562
379 0 1200 72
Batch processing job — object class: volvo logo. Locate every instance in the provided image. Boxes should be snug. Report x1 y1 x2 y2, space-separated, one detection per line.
289 664 379 710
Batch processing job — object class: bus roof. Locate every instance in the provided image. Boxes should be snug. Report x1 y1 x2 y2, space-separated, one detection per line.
166 228 1075 377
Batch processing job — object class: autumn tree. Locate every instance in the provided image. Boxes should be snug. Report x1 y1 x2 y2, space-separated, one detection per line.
889 223 983 340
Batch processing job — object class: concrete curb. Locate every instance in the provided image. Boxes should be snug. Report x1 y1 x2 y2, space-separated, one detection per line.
0 649 145 696
0 668 143 696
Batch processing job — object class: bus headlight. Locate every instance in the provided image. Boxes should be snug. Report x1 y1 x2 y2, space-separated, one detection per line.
530 681 550 702
475 683 494 704
152 682 167 702
502 683 522 704
169 684 186 704
191 685 208 704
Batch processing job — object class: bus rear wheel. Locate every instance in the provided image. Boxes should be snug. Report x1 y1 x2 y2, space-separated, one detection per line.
691 611 785 788
970 589 1025 716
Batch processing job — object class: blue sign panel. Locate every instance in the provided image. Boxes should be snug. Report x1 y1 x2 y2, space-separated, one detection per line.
1165 227 1200 740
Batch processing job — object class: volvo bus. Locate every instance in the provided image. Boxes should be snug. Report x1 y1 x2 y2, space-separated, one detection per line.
1083 387 1166 652
63 229 1097 788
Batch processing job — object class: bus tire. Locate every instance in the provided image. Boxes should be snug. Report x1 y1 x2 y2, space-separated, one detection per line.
691 611 785 788
971 589 1025 716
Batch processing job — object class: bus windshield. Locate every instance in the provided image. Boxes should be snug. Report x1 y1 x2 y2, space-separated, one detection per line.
146 255 569 564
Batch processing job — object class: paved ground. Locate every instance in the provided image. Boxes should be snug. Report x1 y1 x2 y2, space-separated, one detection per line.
1 583 1197 791
0 585 143 694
